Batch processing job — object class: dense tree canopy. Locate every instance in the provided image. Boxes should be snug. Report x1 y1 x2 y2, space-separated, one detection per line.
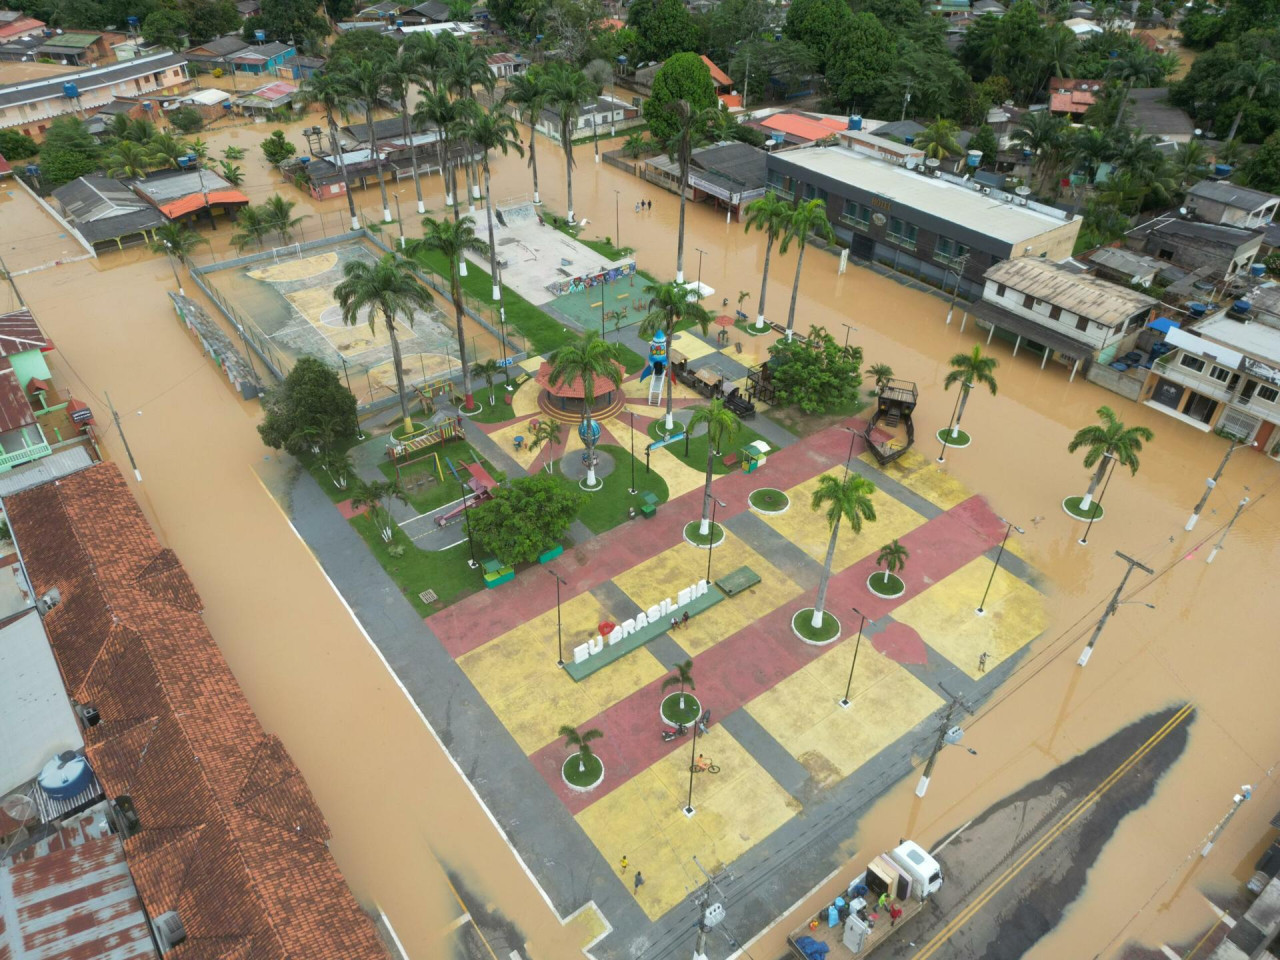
768 327 864 415
627 0 699 64
37 117 100 190
783 0 852 71
825 12 895 110
643 53 717 143
468 474 584 566
258 356 360 455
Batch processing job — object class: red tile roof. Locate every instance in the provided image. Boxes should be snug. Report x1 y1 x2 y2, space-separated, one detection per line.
1048 77 1101 115
4 464 388 960
700 55 732 89
758 112 844 143
0 154 11 177
0 16 44 37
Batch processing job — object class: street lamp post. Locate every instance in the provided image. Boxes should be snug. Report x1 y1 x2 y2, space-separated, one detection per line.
1077 551 1155 667
339 357 365 438
628 410 637 494
1186 437 1255 531
613 188 621 251
683 714 700 816
695 246 707 297
937 385 964 463
839 606 869 707
1207 493 1251 563
394 192 404 248
461 472 477 565
944 254 970 325
841 425 859 478
977 518 1024 615
840 322 857 350
705 498 727 585
1201 785 1252 857
549 569 567 667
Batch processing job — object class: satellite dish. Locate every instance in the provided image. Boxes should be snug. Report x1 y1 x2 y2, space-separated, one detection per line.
1016 186 1031 196
925 157 940 169
1179 206 1188 215
2 793 37 822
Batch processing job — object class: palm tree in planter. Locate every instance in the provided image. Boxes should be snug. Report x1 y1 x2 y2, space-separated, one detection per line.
334 252 436 435
742 190 793 331
943 345 998 442
781 198 836 342
639 279 712 432
867 363 895 395
502 67 551 204
320 448 355 491
663 99 717 285
471 358 502 405
870 539 909 597
351 477 409 542
406 215 489 411
688 398 740 538
660 659 697 725
1066 406 1154 516
546 62 597 224
525 419 564 473
803 472 877 639
548 330 624 489
148 222 208 296
558 724 604 787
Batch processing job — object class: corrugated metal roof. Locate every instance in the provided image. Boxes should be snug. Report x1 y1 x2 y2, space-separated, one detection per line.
0 309 48 358
984 258 1156 327
0 611 81 791
1188 179 1279 211
0 445 92 497
0 366 36 433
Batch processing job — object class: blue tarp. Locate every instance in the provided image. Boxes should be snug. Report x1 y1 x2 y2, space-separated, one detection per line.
794 936 830 960
1149 316 1181 333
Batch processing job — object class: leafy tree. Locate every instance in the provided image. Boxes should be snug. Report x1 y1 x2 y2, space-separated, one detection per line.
1244 130 1280 192
643 53 717 146
526 419 564 472
767 325 863 414
105 140 158 180
1067 406 1154 511
261 130 296 165
183 0 241 44
969 124 998 168
0 130 38 161
502 67 551 205
627 0 697 63
783 0 852 71
622 132 649 158
1012 110 1069 196
825 12 894 110
558 724 603 775
37 116 100 189
743 191 793 330
1222 60 1280 144
255 0 328 48
702 0 771 63
545 62 596 224
729 38 817 106
328 30 398 62
780 198 835 341
548 331 624 488
258 355 359 456
688 398 739 536
1107 49 1166 128
471 358 502 405
141 8 187 50
639 280 712 430
943 345 998 440
351 478 408 542
1073 198 1132 254
169 106 203 134
661 660 695 712
809 472 876 629
218 160 244 185
334 253 435 433
469 474 584 565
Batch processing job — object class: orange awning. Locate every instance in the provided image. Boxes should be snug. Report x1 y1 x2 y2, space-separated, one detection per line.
158 189 250 219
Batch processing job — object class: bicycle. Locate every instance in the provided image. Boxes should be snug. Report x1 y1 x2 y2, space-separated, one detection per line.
690 759 721 774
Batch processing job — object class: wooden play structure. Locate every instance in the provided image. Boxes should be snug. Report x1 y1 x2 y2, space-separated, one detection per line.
862 379 918 465
434 458 498 527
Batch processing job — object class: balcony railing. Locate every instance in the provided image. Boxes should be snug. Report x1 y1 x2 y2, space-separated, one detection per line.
838 214 869 229
767 184 793 200
0 442 51 471
1156 363 1238 406
887 233 917 250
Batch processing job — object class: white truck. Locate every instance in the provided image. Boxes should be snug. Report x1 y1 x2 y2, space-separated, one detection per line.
786 841 944 959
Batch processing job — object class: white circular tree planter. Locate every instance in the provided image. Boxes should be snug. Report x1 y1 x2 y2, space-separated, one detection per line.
867 572 906 598
661 693 702 729
792 609 841 646
561 756 605 793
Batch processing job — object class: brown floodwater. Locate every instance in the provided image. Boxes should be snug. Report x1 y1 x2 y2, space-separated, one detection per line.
4 109 1278 960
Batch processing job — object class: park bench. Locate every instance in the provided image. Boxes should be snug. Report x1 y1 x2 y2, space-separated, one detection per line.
716 566 761 597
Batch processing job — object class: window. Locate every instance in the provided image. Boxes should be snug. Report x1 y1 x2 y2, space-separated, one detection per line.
803 183 816 200
1048 305 1062 320
1179 354 1206 373
766 171 793 200
841 200 870 229
934 236 970 264
1209 365 1231 383
1076 317 1089 332
1258 385 1279 403
1023 293 1035 309
887 217 917 248
996 283 1006 297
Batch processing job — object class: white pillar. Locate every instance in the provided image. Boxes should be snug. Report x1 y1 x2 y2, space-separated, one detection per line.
1040 349 1049 370
959 311 968 332
1070 358 1080 382
1012 335 1022 357
987 324 995 344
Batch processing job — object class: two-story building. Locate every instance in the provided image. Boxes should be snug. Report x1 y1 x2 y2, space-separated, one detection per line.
0 308 75 473
1125 215 1263 282
970 258 1157 379
535 95 636 140
1185 180 1279 230
764 134 1081 299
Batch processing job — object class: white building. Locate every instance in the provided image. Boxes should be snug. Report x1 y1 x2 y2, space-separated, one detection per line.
535 95 636 140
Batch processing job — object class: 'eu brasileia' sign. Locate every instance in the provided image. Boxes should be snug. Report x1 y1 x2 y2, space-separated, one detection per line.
573 579 710 664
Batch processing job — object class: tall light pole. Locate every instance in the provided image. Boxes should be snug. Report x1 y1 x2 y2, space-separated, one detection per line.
1077 551 1155 667
1201 784 1252 857
840 322 857 350
613 188 621 251
695 246 707 296
706 498 727 585
162 241 184 296
1186 437 1255 531
628 409 637 494
944 254 970 325
548 569 567 667
104 391 142 483
840 425 859 478
839 606 869 708
684 713 701 816
1207 493 1251 564
394 192 404 248
977 518 1024 615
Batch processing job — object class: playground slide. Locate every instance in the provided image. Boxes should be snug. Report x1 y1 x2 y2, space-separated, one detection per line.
862 411 916 466
433 460 500 527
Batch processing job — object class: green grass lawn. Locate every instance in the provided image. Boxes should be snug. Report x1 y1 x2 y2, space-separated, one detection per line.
462 393 518 424
683 520 723 546
379 438 504 514
646 418 768 476
562 753 604 788
793 608 840 644
349 513 483 615
299 435 374 505
749 488 789 512
558 443 667 534
661 692 701 726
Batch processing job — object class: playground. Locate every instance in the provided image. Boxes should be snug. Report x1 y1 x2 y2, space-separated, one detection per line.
201 237 503 406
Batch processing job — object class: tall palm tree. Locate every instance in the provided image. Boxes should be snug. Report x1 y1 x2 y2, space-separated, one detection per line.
471 357 501 404
262 193 304 243
1171 138 1209 189
688 398 740 536
407 215 489 410
1067 406 1154 511
546 62 596 224
1012 110 1069 195
148 132 187 168
558 724 603 774
663 100 717 285
297 71 361 230
333 253 436 433
336 55 395 223
230 205 270 251
943 345 998 440
387 41 429 216
466 108 524 302
1070 125 1116 183
148 222 207 295
1221 60 1280 145
661 660 695 712
443 42 496 212
526 418 563 472
914 117 964 161
105 139 158 179
415 89 463 213
638 280 713 431
547 330 624 488
743 191 793 330
1107 50 1163 129
502 66 551 205
809 473 876 630
350 477 409 542
780 199 835 342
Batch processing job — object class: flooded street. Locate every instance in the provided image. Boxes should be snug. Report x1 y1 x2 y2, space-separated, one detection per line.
3 108 1278 959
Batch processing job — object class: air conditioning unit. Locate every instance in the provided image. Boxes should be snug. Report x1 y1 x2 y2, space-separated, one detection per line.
36 588 61 614
154 911 186 951
113 795 141 836
74 701 100 727
981 187 991 194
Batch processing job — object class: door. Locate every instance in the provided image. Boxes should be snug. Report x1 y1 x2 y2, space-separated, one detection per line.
1151 378 1182 409
1183 392 1218 424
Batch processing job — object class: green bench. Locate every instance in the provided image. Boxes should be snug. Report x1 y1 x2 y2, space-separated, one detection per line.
716 565 761 597
639 491 659 518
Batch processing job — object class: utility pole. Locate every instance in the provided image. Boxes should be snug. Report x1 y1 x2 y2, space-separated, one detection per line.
1186 437 1254 530
689 856 730 960
1201 784 1252 857
1077 551 1154 667
0 253 24 307
916 685 975 798
1207 494 1250 564
104 391 142 483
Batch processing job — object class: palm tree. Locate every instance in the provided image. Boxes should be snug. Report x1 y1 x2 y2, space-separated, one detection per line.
1221 60 1280 144
319 448 354 491
546 62 596 224
351 477 409 542
415 89 463 213
1171 138 1209 189
1067 406 1154 512
467 108 524 302
638 279 713 431
262 194 304 243
743 191 793 330
124 118 157 143
943 345 998 440
548 330 624 488
688 398 740 536
105 140 157 180
471 357 501 404
406 215 489 411
1070 125 1116 183
809 473 876 630
387 40 429 216
148 132 187 168
526 418 563 472
502 67 550 205
187 137 208 161
218 160 244 186
230 205 270 251
1107 50 1163 129
335 55 395 222
868 363 895 393
780 199 836 341
622 132 648 158
1012 111 1069 195
873 539 909 591
558 724 603 774
148 222 208 295
664 100 717 284
334 253 435 433
443 42 496 212
296 69 361 230
660 660 695 712
914 117 964 161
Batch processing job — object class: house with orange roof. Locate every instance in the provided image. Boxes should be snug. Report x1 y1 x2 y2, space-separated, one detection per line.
747 110 848 148
1048 77 1101 117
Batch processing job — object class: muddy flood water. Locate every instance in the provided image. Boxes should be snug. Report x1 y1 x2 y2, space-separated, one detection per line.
3 109 1278 960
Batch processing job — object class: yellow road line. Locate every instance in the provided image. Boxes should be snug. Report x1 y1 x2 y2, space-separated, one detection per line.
442 871 503 960
912 703 1194 960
